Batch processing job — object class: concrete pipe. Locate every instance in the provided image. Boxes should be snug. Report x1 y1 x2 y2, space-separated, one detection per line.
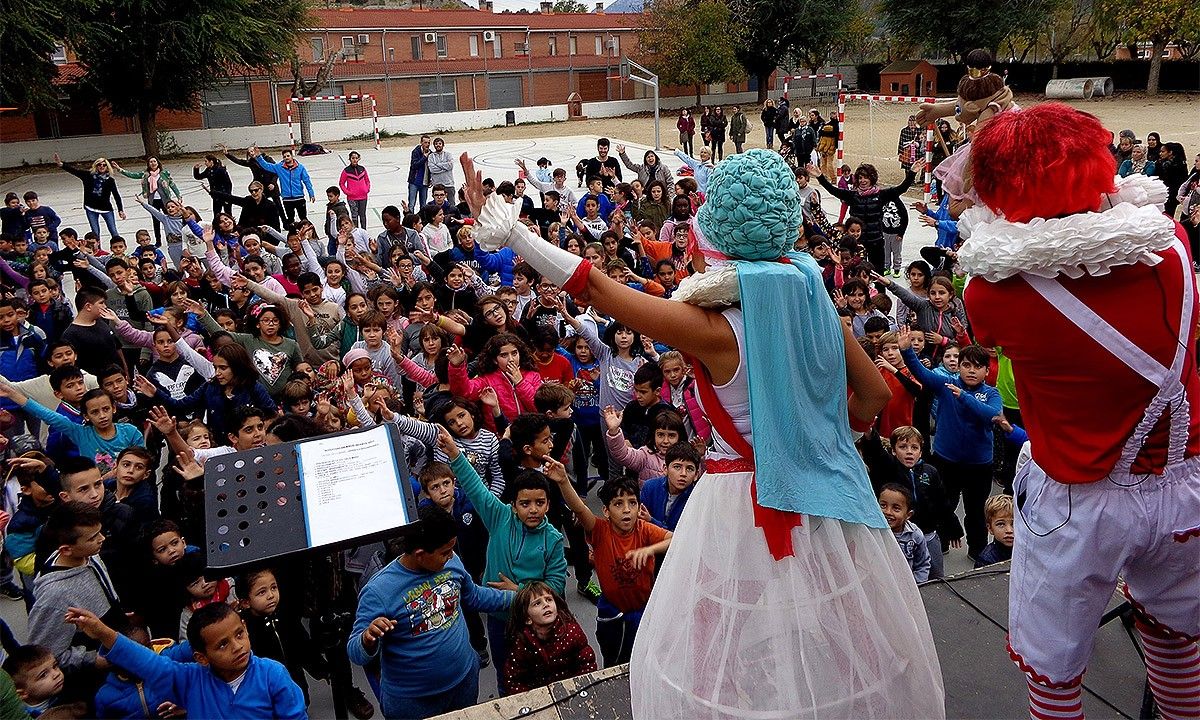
1082 76 1115 96
1045 78 1095 100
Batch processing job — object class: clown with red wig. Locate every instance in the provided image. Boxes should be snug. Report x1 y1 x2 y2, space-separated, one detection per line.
959 103 1200 720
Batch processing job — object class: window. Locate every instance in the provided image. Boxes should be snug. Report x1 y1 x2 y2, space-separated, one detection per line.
341 36 354 49
548 36 557 56
436 34 448 58
890 82 899 92
493 33 502 58
609 35 619 57
311 38 325 62
411 36 421 60
469 34 479 56
595 35 602 55
51 43 68 64
419 79 457 113
569 35 577 55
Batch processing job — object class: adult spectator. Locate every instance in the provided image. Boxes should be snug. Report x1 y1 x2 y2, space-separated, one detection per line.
426 137 455 190
761 99 777 149
407 135 431 213
583 139 622 189
676 109 695 157
709 106 728 161
52 154 125 244
252 147 315 224
204 181 283 231
729 106 748 155
1117 144 1155 178
897 115 922 170
340 151 372 230
774 97 792 151
219 143 282 212
616 145 672 187
193 155 233 217
111 157 181 246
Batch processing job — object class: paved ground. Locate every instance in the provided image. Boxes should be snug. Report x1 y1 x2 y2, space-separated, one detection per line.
0 134 973 717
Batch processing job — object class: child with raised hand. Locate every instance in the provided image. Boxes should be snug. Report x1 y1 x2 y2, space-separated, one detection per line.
878 483 931 583
975 495 1015 568
897 327 1003 560
873 331 922 438
436 424 566 696
347 504 515 719
602 405 686 485
65 602 306 719
384 393 505 497
502 581 597 696
545 461 672 667
446 337 542 424
640 440 703 532
860 426 961 580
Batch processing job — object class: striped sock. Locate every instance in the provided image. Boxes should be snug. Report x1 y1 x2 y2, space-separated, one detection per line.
1137 621 1200 720
1027 678 1084 720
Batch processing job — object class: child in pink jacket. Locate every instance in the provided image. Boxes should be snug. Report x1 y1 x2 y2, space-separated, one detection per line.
602 405 687 485
447 333 542 422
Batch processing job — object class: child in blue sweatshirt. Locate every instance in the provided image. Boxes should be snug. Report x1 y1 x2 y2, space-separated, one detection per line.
639 441 701 531
899 331 1003 561
66 602 306 719
348 505 514 719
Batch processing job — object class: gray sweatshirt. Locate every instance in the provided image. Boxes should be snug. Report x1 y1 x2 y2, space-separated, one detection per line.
29 553 120 671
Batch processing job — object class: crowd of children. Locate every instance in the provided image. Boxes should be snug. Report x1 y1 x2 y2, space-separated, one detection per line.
0 123 1187 718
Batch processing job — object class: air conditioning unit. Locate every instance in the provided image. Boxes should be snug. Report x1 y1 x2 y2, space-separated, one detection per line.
424 32 437 43
482 30 496 42
357 34 370 45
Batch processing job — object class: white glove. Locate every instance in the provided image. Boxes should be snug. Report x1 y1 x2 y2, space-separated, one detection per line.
474 195 527 251
475 195 583 288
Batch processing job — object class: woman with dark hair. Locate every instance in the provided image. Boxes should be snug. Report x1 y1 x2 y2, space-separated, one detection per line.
464 295 528 356
146 342 277 440
676 109 695 157
810 159 927 271
112 157 182 246
1155 142 1190 218
634 180 670 233
1145 132 1162 163
616 145 672 187
710 106 728 161
194 301 302 398
193 155 233 216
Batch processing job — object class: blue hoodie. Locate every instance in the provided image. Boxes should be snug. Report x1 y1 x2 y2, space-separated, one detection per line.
94 641 194 719
902 348 1002 464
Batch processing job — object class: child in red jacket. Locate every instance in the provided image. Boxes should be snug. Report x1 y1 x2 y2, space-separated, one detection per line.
502 581 596 695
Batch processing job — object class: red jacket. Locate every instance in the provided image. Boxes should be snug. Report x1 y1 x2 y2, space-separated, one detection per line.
502 618 597 695
965 231 1200 483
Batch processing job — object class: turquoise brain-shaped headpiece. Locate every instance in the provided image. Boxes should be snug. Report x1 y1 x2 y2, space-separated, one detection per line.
696 149 802 261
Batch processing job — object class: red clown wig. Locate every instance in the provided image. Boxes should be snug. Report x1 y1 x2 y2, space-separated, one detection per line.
971 103 1117 223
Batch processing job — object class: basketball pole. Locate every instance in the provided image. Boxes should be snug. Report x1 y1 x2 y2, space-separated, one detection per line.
610 57 661 150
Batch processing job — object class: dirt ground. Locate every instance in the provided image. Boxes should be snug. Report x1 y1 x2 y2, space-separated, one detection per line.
356 91 1200 186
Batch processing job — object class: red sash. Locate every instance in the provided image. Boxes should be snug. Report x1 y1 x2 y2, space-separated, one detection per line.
688 356 802 561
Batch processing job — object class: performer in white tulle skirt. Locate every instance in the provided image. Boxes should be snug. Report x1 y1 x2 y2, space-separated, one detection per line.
459 149 944 719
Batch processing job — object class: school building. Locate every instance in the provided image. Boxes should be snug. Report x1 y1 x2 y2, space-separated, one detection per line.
1 5 760 145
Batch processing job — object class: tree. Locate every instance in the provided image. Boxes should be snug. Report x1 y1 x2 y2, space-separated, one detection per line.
0 0 74 108
724 0 804 102
640 0 744 106
290 52 338 146
879 0 1057 61
62 0 311 157
1041 0 1094 78
1102 0 1200 94
552 0 589 11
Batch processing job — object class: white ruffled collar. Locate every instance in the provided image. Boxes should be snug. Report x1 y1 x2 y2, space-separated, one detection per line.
957 174 1176 281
